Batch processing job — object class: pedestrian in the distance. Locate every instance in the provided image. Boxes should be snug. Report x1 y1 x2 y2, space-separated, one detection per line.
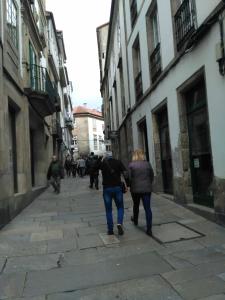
47 155 64 194
78 156 86 177
96 151 129 236
71 158 77 178
128 149 154 236
64 156 72 177
89 155 99 190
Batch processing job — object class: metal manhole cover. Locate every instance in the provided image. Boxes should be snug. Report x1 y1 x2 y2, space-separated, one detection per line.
152 222 204 244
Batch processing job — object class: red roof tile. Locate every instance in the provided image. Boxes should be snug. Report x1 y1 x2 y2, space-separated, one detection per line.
73 106 102 117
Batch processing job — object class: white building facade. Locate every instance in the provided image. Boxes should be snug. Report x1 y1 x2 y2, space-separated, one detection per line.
99 0 225 224
72 106 105 157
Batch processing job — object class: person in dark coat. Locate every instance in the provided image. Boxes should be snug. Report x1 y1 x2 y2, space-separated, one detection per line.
47 155 64 194
128 149 154 236
96 151 129 236
64 156 72 177
88 155 100 189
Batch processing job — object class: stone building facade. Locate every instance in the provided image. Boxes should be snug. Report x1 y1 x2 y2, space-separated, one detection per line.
98 0 225 224
72 106 105 158
0 0 73 228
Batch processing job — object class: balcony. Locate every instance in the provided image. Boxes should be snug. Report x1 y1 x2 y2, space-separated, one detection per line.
174 0 196 51
150 43 162 84
52 119 63 142
65 117 74 130
25 64 58 117
135 71 143 102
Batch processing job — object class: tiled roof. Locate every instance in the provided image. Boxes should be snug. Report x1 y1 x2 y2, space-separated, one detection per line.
73 106 102 117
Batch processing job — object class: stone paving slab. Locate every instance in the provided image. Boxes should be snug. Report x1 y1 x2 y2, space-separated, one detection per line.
173 276 225 300
77 234 104 249
99 233 120 245
46 275 183 300
0 240 47 257
4 253 59 274
23 252 173 297
31 230 63 242
47 238 77 253
0 272 26 299
162 259 225 285
199 295 225 300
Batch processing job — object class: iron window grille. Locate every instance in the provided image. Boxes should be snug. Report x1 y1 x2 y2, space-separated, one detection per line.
6 0 18 48
130 0 138 28
150 42 162 83
174 0 196 51
135 71 143 102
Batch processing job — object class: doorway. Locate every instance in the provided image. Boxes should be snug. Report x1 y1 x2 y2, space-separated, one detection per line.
8 107 18 193
157 107 173 194
185 81 214 207
138 119 149 161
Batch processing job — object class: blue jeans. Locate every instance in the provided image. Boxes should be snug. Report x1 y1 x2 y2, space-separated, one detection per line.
103 186 124 232
131 193 152 230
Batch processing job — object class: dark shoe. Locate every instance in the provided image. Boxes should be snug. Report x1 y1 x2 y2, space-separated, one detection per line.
107 230 114 235
96 187 99 190
117 224 124 235
131 216 138 226
89 185 93 189
146 228 152 237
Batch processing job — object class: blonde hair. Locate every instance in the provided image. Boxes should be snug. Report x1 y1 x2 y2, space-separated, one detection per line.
132 149 146 161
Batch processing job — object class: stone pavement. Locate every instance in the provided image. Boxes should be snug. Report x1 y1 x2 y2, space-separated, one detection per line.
1 176 225 300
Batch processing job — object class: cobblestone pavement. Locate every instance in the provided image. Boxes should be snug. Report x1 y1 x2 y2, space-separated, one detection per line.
1 176 225 300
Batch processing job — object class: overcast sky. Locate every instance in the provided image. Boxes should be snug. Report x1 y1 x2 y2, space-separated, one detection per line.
46 0 111 110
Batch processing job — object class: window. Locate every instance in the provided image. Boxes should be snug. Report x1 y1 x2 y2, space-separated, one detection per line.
7 0 18 48
93 134 98 150
132 37 143 101
99 135 102 150
117 19 121 49
118 60 126 117
174 0 197 51
147 4 162 83
92 118 97 131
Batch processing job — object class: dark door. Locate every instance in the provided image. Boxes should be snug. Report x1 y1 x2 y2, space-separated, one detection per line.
186 82 214 207
158 107 173 194
30 130 35 187
9 108 18 193
138 120 149 161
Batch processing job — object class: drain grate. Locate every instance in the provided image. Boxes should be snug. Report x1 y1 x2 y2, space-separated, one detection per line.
152 222 204 244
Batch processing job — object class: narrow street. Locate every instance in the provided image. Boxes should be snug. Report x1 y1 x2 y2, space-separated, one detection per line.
1 177 225 300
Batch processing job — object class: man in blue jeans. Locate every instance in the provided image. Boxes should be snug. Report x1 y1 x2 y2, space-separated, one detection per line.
97 152 129 235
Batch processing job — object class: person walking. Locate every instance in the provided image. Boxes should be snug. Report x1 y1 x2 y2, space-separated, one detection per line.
71 158 77 178
78 156 86 177
64 156 72 177
47 155 64 194
89 155 99 189
128 149 154 236
96 151 129 236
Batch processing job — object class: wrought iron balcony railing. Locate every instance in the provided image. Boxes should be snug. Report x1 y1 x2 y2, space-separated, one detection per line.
150 42 162 84
135 71 143 102
26 64 59 116
30 64 58 100
174 0 196 51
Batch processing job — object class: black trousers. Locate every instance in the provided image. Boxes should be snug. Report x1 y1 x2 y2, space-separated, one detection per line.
131 193 152 229
90 174 99 189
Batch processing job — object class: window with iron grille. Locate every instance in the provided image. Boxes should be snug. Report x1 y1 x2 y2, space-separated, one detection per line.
7 0 18 48
132 37 143 102
174 0 196 51
147 3 162 83
130 0 137 28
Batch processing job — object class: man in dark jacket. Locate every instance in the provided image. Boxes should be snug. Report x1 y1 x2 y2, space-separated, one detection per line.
97 151 129 236
89 155 99 189
47 155 63 194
